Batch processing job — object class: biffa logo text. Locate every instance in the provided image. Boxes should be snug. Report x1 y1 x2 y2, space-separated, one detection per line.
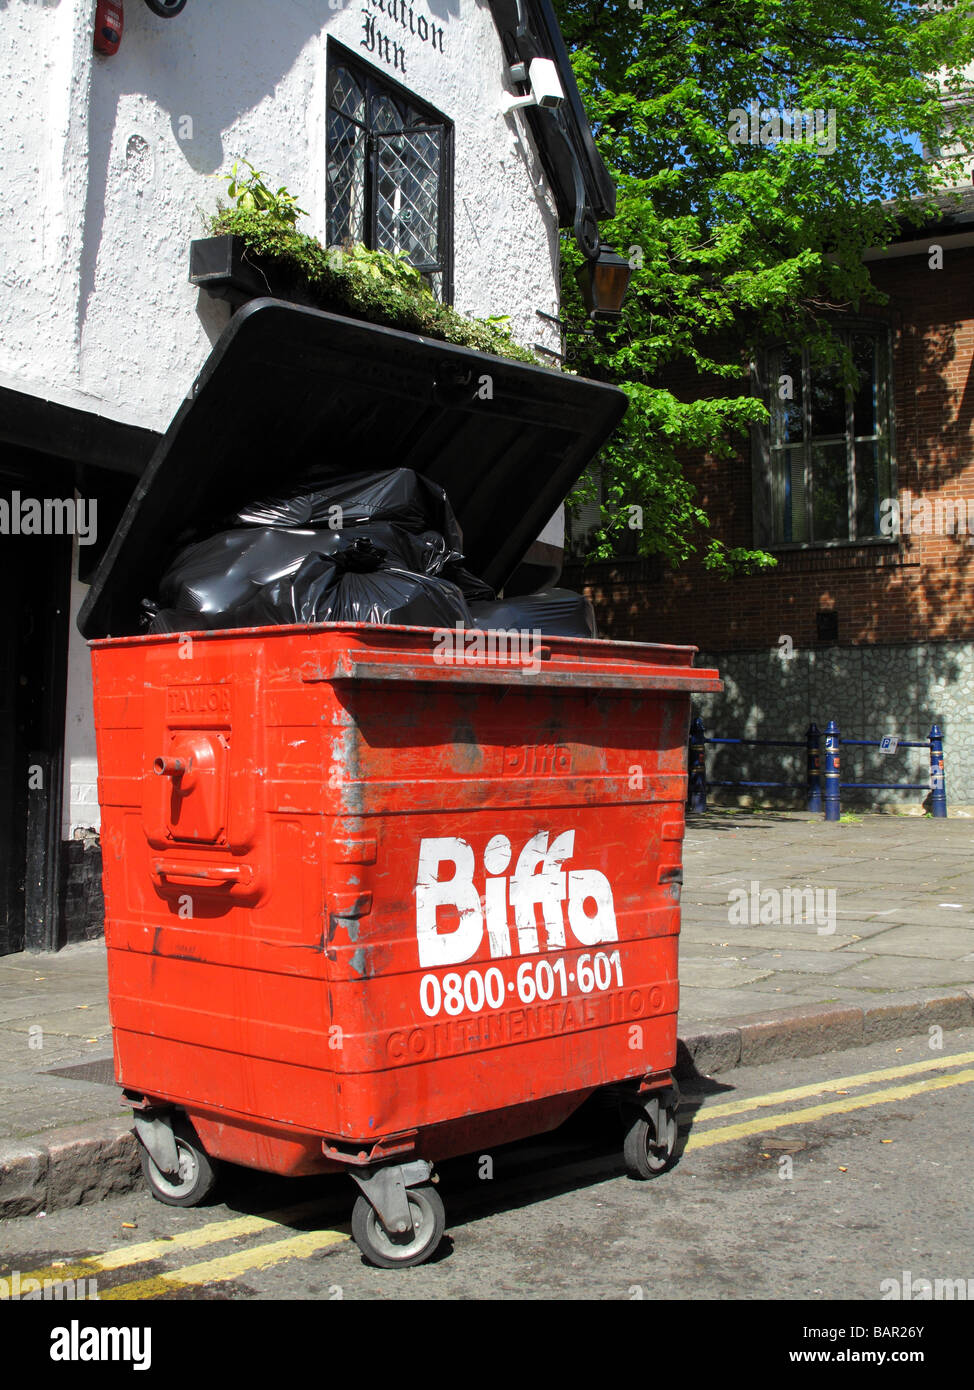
415 831 618 968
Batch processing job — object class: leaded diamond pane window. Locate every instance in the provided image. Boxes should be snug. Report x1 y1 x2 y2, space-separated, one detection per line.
331 67 364 123
327 111 366 246
375 129 442 268
326 48 452 301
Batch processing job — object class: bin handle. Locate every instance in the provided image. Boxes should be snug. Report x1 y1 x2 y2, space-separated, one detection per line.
151 859 252 886
309 657 722 695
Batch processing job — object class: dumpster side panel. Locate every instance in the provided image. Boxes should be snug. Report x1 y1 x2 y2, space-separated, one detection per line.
92 636 347 1142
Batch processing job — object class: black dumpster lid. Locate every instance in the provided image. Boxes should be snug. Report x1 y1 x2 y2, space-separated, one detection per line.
78 299 627 639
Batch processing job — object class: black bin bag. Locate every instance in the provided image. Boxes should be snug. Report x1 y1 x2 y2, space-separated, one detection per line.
234 468 465 554
234 469 492 601
155 524 464 617
145 467 493 631
469 588 598 640
147 534 472 633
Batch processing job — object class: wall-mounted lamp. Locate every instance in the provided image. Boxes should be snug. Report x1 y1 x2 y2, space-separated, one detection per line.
575 243 632 321
501 58 566 116
501 45 631 319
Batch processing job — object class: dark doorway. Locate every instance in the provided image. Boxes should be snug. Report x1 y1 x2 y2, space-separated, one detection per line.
0 453 72 955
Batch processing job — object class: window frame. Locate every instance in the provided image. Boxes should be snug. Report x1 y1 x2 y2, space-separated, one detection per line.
751 323 898 550
326 40 454 304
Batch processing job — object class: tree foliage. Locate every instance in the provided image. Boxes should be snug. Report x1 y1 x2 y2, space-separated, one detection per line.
554 0 974 571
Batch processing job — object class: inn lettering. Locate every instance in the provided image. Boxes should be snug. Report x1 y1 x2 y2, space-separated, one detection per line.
360 0 446 75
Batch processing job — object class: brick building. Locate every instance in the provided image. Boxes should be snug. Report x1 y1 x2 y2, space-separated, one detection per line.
566 190 974 808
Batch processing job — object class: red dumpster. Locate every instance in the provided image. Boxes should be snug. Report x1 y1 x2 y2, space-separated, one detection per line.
80 301 721 1267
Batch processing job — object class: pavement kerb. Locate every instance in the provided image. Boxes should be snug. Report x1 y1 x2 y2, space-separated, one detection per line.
675 986 974 1078
2 987 973 1220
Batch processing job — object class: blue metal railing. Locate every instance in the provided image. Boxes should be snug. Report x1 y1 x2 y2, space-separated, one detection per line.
688 717 946 819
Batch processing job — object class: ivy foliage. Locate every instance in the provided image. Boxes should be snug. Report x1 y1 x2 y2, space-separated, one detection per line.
555 0 974 573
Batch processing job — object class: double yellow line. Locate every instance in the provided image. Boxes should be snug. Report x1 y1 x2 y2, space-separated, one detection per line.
684 1048 974 1150
1 1204 349 1302
7 1048 973 1298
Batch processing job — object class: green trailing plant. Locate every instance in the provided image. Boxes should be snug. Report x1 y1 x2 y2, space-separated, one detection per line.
209 173 544 367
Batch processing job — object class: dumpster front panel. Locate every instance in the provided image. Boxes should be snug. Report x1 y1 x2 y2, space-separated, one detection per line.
91 625 719 1166
323 671 688 1138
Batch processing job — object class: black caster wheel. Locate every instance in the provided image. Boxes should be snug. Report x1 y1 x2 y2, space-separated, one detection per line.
138 1114 218 1207
351 1183 445 1268
623 1104 678 1179
144 0 188 17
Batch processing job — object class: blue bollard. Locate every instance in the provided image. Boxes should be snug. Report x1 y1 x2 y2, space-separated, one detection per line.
929 724 947 819
688 715 708 813
806 722 822 813
824 719 841 822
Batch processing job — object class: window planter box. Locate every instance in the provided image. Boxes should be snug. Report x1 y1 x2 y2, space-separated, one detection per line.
188 233 414 325
189 234 316 310
188 232 546 367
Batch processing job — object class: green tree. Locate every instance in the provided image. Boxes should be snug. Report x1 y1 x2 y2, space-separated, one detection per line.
555 0 974 572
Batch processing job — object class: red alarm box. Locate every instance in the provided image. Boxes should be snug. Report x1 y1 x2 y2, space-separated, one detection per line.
94 0 124 56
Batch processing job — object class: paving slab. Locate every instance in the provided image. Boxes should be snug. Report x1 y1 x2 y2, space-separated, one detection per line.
5 1007 112 1038
742 977 883 1002
829 918 911 938
820 957 974 989
691 929 860 951
849 907 974 930
676 960 776 988
740 950 864 975
842 924 974 959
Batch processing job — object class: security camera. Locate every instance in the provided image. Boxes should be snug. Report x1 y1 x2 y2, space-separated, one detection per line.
501 58 566 116
144 0 188 15
529 59 565 109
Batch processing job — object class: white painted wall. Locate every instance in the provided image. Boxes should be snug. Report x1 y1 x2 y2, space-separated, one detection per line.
0 0 561 434
1 0 564 836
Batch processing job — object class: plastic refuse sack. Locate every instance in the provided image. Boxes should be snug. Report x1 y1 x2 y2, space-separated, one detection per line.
154 524 471 615
148 467 495 629
470 588 598 639
234 468 465 554
147 534 472 633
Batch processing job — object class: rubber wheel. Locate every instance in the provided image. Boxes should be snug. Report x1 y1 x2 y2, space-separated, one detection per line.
138 1117 218 1207
351 1184 445 1269
623 1105 677 1180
